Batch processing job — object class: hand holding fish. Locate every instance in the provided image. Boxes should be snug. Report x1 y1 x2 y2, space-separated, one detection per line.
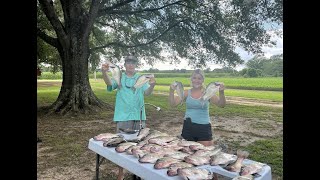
101 63 110 72
216 82 225 91
170 82 177 92
149 77 156 86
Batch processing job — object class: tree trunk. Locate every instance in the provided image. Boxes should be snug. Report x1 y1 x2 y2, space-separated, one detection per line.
47 24 112 115
48 45 113 115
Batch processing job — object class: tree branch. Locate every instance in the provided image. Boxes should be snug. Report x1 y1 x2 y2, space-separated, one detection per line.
84 0 107 38
38 0 67 43
98 1 183 17
37 28 59 48
97 0 134 17
90 19 187 52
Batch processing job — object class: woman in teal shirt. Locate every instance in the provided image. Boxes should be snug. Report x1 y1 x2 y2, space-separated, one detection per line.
169 69 226 146
101 55 156 180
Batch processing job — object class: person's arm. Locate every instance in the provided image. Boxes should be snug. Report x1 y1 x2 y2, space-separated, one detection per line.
144 77 156 96
169 84 185 107
101 64 112 85
210 83 226 108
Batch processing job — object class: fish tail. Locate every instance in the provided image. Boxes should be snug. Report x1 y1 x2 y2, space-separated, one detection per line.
237 149 250 158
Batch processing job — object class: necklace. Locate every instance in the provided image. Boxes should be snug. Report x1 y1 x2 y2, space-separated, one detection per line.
124 75 135 88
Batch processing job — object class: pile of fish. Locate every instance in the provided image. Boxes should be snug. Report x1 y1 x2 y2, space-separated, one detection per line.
93 128 265 179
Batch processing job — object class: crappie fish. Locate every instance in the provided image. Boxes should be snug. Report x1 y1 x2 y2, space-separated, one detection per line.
167 162 194 176
177 140 204 147
240 162 265 176
210 152 237 167
225 149 249 173
200 82 220 104
115 142 137 153
136 127 150 141
103 137 125 147
138 152 165 163
143 131 169 142
154 157 182 169
184 154 211 166
232 174 254 180
105 60 122 89
125 145 142 155
177 167 213 180
164 151 191 160
192 148 221 157
93 133 121 141
131 74 154 92
140 143 162 151
172 81 184 104
132 148 149 158
148 136 179 146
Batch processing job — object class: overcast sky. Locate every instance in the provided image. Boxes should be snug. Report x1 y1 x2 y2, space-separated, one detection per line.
138 29 283 71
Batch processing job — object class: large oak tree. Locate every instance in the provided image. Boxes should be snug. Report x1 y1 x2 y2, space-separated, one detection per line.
37 0 282 115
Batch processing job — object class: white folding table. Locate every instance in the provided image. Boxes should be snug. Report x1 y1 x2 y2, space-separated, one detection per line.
88 138 272 180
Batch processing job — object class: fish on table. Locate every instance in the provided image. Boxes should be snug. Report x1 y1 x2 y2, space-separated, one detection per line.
103 136 125 147
93 133 121 141
148 136 179 146
154 157 182 169
210 152 237 167
115 142 137 153
167 162 194 176
232 174 254 180
240 161 265 176
177 167 213 180
224 149 250 173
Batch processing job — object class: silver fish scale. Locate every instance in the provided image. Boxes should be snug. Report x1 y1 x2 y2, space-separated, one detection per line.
174 81 184 103
133 74 154 89
201 82 219 101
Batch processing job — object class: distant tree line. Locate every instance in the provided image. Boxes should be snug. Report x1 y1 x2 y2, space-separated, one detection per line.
239 54 283 77
39 54 283 78
142 54 283 78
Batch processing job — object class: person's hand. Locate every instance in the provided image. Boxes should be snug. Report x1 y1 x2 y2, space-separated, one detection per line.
149 77 156 86
218 82 225 91
169 82 177 92
101 63 109 72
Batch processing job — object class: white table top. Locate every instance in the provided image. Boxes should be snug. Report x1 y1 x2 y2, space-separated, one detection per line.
88 138 271 180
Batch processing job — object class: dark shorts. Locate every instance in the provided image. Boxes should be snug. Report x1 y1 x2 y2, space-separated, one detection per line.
181 118 213 141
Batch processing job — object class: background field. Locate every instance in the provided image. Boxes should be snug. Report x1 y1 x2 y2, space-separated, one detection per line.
37 75 283 180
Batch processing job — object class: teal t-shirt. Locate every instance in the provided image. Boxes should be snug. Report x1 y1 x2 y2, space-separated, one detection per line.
184 89 210 124
107 72 150 121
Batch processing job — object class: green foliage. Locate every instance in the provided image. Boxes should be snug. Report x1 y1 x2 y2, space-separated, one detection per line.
245 137 283 178
38 0 282 70
244 54 283 77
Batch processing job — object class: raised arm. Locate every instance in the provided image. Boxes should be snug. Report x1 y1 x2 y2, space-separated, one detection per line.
101 63 112 85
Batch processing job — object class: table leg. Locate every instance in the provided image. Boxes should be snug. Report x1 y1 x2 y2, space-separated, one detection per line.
96 154 100 180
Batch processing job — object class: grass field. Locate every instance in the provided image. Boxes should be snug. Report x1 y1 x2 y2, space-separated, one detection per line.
37 78 283 180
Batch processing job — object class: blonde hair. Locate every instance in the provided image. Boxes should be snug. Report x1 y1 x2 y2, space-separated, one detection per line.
190 69 206 90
